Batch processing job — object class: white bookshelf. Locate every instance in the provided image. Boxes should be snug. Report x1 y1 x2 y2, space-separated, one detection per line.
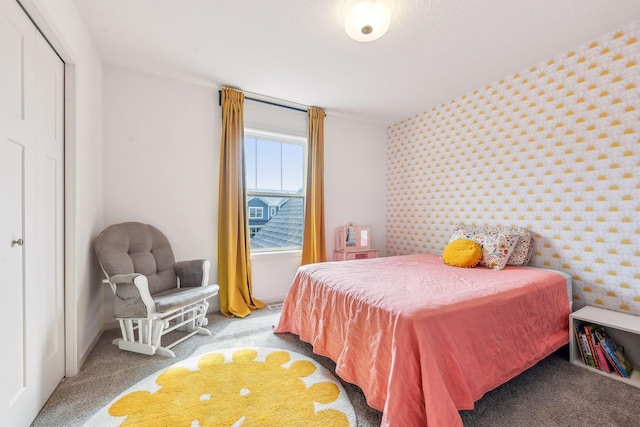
569 306 640 388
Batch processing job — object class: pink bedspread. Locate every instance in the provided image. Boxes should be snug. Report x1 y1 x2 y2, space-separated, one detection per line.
274 253 570 426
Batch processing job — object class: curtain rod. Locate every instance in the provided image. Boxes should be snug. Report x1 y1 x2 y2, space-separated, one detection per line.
218 90 307 113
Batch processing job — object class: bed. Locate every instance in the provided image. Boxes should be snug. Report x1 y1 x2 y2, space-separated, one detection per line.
274 252 571 426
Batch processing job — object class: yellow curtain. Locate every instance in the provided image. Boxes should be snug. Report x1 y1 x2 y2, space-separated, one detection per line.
301 107 327 265
217 88 264 317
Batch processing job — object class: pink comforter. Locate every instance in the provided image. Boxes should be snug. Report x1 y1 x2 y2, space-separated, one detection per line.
274 253 570 426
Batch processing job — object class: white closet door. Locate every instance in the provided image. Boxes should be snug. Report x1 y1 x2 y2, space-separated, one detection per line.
0 1 65 425
0 4 35 422
31 5 65 406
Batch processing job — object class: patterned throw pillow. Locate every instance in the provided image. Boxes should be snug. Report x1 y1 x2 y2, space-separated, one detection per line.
504 226 534 266
443 239 483 268
449 223 480 242
477 232 520 271
449 223 528 270
480 224 534 266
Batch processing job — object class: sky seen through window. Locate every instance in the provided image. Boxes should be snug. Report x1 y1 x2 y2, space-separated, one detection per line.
244 137 304 193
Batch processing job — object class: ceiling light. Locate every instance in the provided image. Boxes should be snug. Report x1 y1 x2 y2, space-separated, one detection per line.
343 0 394 42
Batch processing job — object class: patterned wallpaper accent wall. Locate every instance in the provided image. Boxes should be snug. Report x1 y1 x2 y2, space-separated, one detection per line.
386 21 640 315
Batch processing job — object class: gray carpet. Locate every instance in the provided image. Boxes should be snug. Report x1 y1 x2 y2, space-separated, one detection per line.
32 307 640 426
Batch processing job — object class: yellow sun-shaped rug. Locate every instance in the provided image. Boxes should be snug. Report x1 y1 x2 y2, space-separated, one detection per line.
84 347 356 427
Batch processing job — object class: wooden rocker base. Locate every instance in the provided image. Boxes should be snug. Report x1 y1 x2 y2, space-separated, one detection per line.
113 326 211 358
113 299 213 357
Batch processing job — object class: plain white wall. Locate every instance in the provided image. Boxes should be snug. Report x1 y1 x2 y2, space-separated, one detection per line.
324 115 387 258
21 0 105 375
102 65 387 318
102 64 220 321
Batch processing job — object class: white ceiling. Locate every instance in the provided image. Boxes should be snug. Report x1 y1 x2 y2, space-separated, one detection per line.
74 0 640 127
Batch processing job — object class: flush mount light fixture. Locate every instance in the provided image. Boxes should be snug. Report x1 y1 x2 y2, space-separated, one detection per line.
343 0 394 42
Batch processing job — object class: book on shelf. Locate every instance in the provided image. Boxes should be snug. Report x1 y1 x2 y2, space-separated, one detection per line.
594 343 613 374
593 327 634 379
577 330 596 368
582 324 601 370
573 325 587 365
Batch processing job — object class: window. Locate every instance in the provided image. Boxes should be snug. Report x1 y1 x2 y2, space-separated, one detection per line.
244 129 305 251
249 206 263 219
249 226 262 238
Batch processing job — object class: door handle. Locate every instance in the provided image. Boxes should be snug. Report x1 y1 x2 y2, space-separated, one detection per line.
11 238 24 247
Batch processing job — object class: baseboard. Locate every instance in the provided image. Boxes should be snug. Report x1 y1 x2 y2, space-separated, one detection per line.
256 295 286 306
208 298 221 313
76 328 103 374
103 319 119 331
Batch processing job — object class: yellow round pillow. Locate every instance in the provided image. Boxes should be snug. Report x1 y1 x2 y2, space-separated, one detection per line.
443 238 483 268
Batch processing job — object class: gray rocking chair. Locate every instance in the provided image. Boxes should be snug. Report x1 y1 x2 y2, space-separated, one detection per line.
95 222 219 357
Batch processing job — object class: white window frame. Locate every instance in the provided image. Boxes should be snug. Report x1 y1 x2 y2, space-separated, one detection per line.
245 128 306 253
